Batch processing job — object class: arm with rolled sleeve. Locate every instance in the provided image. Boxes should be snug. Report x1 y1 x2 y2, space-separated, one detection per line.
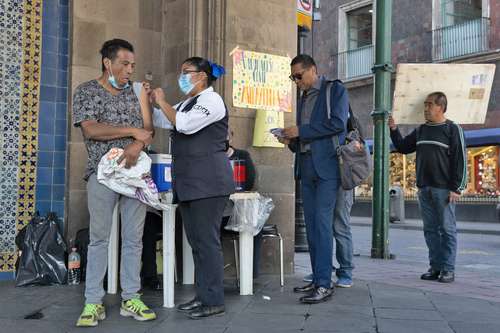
152 105 176 130
298 81 348 141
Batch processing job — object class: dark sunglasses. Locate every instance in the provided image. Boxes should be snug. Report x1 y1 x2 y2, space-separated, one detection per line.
289 70 306 82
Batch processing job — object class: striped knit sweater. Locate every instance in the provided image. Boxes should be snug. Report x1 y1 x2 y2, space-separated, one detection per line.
390 120 467 194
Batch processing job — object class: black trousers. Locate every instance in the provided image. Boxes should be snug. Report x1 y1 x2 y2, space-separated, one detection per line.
141 212 162 280
179 195 229 306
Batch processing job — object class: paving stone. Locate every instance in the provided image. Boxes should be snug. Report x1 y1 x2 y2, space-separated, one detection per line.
377 318 455 333
375 308 443 321
449 321 500 333
228 312 306 331
303 314 377 332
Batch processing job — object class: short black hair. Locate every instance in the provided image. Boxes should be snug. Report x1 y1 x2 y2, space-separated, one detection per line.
182 57 218 86
427 91 448 113
100 39 134 72
291 54 316 69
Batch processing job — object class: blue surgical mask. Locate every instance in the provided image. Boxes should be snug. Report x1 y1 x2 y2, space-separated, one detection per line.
178 73 195 95
108 68 129 90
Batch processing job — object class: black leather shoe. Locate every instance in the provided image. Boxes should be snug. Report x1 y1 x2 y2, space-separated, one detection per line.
188 305 225 319
300 286 334 304
293 282 315 293
420 269 440 281
438 271 455 283
177 299 202 313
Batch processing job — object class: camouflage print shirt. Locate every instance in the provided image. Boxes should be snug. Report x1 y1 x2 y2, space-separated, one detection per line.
72 80 143 181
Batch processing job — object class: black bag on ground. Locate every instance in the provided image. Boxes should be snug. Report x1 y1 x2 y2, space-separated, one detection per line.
16 212 68 287
74 227 89 281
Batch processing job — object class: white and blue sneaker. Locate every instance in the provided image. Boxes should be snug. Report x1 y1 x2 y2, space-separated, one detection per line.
335 277 353 288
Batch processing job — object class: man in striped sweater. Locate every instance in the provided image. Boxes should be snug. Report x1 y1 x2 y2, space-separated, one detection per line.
389 92 467 283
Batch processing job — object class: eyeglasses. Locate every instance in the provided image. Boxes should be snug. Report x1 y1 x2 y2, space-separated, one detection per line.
289 70 306 82
181 69 201 75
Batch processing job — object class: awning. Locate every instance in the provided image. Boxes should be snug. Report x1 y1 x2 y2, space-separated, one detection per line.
364 127 500 153
463 128 500 147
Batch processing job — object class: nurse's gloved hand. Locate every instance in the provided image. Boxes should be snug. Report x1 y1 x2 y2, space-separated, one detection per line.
151 88 166 105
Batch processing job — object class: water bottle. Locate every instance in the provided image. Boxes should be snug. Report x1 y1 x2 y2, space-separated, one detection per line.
68 247 81 285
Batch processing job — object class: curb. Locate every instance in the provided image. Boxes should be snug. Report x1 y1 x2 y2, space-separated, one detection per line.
351 222 500 236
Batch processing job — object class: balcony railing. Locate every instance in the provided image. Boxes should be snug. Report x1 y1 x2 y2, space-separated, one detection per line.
337 45 374 80
432 18 490 61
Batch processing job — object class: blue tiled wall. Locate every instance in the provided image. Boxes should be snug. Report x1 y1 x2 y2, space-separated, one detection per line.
36 0 69 220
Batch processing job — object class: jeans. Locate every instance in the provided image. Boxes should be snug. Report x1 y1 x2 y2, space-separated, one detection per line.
300 155 339 288
418 186 457 272
333 187 354 279
85 174 146 304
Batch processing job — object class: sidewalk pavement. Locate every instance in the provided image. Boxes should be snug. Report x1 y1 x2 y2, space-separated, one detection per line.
351 216 500 235
1 268 499 333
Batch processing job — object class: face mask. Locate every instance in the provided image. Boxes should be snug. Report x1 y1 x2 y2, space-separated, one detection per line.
108 67 129 90
178 73 195 95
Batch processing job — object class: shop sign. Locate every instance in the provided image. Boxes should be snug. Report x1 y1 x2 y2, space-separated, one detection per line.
297 0 313 30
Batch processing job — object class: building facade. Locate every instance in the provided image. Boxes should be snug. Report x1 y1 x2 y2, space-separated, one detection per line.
303 0 500 222
0 0 298 279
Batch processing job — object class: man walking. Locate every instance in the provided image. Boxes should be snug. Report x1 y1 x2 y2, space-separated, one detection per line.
389 92 466 283
279 54 348 303
72 39 156 327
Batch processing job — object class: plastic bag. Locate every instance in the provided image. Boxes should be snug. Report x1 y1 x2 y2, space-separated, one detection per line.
16 212 68 287
225 193 275 236
97 148 169 210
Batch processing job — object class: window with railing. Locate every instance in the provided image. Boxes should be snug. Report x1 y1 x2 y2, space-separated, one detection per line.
337 4 374 80
433 0 490 61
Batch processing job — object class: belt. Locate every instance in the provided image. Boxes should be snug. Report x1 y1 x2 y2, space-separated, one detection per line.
300 151 312 155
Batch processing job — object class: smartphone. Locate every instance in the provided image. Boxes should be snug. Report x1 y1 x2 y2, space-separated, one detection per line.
270 128 284 138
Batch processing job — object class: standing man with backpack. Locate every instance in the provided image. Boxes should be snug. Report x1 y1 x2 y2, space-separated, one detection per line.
278 54 348 304
303 109 365 289
389 92 467 283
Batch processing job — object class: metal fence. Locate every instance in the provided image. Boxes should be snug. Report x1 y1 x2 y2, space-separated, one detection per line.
356 194 500 204
337 45 374 80
432 18 490 61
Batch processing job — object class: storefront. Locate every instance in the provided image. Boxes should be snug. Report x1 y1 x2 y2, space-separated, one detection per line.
354 128 500 222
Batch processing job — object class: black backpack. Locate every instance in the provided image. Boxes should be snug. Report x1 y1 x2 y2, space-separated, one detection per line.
329 79 365 143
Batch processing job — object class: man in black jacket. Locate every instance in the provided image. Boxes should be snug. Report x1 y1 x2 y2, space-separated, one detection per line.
389 92 467 283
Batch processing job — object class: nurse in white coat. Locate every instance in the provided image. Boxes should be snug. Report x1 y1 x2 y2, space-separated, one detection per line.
151 57 235 319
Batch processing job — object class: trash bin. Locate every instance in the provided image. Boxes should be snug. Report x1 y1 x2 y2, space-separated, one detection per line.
389 186 405 223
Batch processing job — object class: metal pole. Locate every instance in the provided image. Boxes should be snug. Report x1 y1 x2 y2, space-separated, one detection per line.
371 0 392 259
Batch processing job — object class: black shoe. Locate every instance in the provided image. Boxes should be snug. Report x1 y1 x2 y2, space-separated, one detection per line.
188 305 225 319
177 299 203 313
300 286 334 304
293 282 315 293
438 271 455 283
142 277 163 290
420 269 440 281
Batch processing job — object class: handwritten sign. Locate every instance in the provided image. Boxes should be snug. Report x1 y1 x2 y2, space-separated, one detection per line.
252 109 285 148
393 64 495 124
232 49 292 112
